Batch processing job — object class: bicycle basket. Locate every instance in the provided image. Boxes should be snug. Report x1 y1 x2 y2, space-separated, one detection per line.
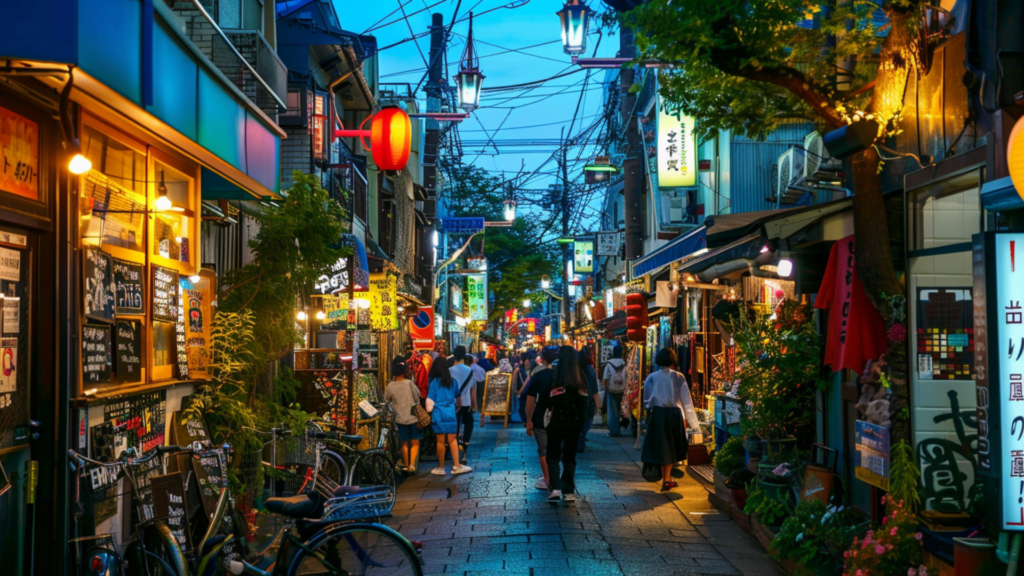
320 486 395 522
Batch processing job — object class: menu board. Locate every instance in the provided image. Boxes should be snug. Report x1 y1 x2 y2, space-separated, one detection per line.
481 372 512 427
115 320 142 383
182 283 210 376
82 324 111 385
112 258 144 315
150 472 191 550
192 452 224 516
152 266 178 323
84 248 115 323
176 282 188 379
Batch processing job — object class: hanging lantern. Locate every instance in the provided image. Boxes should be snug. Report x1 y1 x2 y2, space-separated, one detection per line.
454 13 485 113
334 107 412 170
503 199 517 222
557 0 593 56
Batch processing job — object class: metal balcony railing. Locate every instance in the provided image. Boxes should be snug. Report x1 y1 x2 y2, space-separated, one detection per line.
165 0 287 115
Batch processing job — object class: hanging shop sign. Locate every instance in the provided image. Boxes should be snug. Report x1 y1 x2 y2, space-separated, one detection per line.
368 273 398 331
504 309 518 331
467 273 488 321
975 232 1024 530
0 105 40 201
315 257 370 295
596 232 620 257
410 307 435 350
657 97 696 188
854 420 890 490
112 258 144 315
449 283 463 314
574 241 594 273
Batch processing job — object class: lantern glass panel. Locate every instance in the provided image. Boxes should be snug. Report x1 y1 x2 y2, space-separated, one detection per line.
558 2 591 56
456 70 484 112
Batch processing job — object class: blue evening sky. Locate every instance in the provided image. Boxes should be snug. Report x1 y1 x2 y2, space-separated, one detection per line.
335 0 619 231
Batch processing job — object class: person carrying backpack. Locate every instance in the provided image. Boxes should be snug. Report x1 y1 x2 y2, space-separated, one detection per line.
602 345 628 437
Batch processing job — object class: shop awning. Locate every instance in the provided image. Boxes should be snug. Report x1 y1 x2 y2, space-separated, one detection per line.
762 198 853 241
201 167 270 201
703 208 798 247
981 176 1024 211
630 226 707 279
676 233 764 276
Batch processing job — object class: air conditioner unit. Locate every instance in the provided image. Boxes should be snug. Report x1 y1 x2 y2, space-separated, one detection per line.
775 149 809 205
803 130 843 182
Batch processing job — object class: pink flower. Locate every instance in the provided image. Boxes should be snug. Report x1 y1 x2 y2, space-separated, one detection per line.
890 526 898 536
881 495 887 504
889 323 907 342
908 569 917 576
882 517 887 525
856 571 863 576
876 545 885 555
914 532 923 541
919 567 928 576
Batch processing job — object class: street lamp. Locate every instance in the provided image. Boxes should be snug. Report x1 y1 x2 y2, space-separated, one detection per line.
503 199 517 222
556 0 593 56
541 275 551 289
455 13 485 113
523 299 531 308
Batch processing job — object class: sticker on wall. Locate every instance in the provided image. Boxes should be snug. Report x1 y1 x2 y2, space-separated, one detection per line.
0 247 19 282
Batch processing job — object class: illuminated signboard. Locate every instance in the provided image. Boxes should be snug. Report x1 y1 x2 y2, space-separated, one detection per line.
467 273 488 321
657 97 696 188
574 241 593 273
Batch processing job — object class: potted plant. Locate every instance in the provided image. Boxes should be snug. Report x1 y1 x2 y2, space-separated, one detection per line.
744 477 790 530
725 468 756 509
712 436 745 498
770 498 860 576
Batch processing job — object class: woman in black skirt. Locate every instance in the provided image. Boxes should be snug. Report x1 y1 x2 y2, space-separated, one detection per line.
641 348 701 491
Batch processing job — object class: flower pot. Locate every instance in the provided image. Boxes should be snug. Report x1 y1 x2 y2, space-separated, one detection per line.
729 487 748 509
747 456 761 474
952 537 997 576
758 460 782 481
760 478 791 504
765 437 797 462
743 438 764 457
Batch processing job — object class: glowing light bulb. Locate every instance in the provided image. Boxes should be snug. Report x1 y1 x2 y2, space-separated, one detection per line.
777 259 794 278
155 194 173 212
315 310 326 320
296 311 307 321
69 154 92 175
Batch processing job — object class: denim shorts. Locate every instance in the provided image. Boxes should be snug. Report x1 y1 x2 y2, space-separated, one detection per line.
398 423 421 442
534 428 548 457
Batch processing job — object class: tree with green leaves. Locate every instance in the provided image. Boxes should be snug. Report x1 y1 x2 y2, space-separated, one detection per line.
626 0 925 442
441 163 562 322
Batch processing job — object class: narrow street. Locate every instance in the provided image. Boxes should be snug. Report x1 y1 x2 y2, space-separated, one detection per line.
389 423 783 576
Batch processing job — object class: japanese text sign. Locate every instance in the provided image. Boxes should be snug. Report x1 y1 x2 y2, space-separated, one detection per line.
467 273 488 321
854 420 890 491
368 273 398 331
0 106 39 201
657 97 696 188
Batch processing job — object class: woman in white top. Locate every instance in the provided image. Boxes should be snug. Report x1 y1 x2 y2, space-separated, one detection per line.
641 347 700 491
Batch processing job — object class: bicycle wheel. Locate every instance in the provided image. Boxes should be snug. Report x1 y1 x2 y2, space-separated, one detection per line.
321 450 347 487
355 452 396 507
287 523 422 576
124 522 187 576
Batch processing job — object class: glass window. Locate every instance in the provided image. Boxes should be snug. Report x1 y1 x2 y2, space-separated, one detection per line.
908 169 982 251
152 162 193 263
80 126 147 251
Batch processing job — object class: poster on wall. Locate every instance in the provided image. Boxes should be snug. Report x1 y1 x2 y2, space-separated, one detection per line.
183 281 211 376
854 420 890 490
84 248 116 323
916 288 974 380
321 294 349 331
0 105 40 201
574 241 594 273
467 273 487 321
0 246 29 451
176 281 189 379
657 96 697 188
152 266 178 323
112 258 144 315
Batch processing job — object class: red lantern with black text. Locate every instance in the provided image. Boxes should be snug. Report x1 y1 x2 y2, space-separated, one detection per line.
335 107 412 171
625 292 647 342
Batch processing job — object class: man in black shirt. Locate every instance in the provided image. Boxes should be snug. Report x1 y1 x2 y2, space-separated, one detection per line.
525 347 558 491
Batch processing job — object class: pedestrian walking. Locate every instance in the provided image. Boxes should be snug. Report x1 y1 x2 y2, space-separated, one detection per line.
384 358 422 474
576 347 603 453
602 345 628 437
524 347 557 491
513 352 532 424
641 348 700 491
426 358 472 475
449 346 477 449
470 354 488 421
539 345 590 503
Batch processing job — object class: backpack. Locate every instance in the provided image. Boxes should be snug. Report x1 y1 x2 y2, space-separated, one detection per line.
607 361 627 393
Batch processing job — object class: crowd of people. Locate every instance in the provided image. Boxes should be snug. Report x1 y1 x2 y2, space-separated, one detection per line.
383 341 700 499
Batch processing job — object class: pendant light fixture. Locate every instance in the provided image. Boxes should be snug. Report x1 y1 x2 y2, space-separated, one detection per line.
454 12 485 113
557 0 593 56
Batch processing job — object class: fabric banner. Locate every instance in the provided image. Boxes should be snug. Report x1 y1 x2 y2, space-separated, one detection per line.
369 273 398 331
467 273 488 321
596 232 620 257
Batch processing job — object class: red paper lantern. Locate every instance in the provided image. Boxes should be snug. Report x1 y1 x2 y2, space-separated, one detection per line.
335 107 412 171
625 292 648 342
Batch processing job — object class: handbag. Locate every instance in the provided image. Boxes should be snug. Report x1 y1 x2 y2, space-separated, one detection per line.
641 462 662 482
412 404 432 429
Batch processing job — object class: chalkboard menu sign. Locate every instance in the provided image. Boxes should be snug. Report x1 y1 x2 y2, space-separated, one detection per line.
192 452 224 516
112 258 144 315
115 320 142 383
480 372 512 428
84 248 115 323
152 266 178 323
82 324 111 385
150 472 191 550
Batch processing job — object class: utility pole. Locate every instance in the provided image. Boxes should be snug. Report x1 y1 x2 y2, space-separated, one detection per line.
561 128 570 334
620 23 642 261
423 13 444 307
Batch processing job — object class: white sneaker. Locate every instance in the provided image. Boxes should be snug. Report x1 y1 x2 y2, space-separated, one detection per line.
562 493 576 503
535 477 548 490
430 467 447 475
547 490 562 501
451 464 473 475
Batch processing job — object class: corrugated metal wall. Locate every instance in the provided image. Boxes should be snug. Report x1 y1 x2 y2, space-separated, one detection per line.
201 210 259 283
729 121 813 214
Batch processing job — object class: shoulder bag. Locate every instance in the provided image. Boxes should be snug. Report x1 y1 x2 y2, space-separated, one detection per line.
410 381 432 429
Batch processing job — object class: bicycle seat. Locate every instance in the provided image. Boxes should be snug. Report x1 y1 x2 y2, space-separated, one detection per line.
265 494 318 519
337 434 363 444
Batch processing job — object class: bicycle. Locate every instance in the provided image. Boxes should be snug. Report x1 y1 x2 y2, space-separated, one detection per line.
305 421 397 510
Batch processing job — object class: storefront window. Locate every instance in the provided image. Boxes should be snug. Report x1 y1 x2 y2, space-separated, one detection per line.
80 125 147 251
152 161 193 263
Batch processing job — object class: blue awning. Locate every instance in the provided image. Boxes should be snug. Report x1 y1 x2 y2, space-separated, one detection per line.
630 227 707 279
201 167 266 201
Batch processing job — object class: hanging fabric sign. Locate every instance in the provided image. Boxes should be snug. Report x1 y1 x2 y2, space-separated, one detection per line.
368 273 398 331
467 273 488 321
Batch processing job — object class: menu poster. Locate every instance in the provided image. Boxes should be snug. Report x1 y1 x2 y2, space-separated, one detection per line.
82 324 111 385
152 266 178 323
192 451 224 516
183 284 210 375
112 258 144 315
176 281 188 379
115 320 142 383
150 472 191 550
84 248 116 323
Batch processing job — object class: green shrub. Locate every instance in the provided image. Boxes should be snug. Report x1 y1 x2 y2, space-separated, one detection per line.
714 436 746 476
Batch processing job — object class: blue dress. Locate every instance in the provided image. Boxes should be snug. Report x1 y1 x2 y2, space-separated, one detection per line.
427 378 458 434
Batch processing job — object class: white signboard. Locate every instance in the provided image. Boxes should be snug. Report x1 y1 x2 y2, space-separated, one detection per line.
657 97 696 188
0 247 19 282
596 232 620 257
996 234 1024 529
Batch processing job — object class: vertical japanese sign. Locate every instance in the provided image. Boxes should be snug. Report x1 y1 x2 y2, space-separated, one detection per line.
368 273 398 331
0 105 40 201
574 241 594 273
854 420 890 490
657 97 696 188
504 309 518 332
976 232 1024 530
467 273 488 321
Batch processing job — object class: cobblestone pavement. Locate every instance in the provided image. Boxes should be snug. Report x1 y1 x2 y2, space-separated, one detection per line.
388 422 784 576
